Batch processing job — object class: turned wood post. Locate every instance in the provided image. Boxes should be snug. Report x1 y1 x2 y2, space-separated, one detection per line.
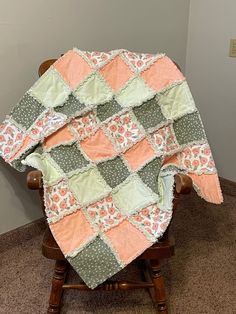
47 260 68 314
150 259 168 314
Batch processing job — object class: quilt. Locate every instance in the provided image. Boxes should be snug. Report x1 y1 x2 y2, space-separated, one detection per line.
0 48 223 288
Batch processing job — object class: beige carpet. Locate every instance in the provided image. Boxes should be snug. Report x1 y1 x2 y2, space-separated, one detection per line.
0 190 235 314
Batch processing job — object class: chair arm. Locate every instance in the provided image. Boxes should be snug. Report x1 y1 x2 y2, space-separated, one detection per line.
27 170 43 190
27 170 192 194
174 173 192 194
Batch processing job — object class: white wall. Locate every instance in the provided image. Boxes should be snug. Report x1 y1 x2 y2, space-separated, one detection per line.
0 0 190 234
186 0 236 181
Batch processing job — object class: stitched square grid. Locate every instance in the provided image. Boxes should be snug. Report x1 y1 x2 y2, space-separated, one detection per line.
69 111 99 139
54 94 85 117
68 167 111 205
137 157 162 194
68 236 122 289
173 112 206 145
11 93 45 130
105 112 143 151
133 96 166 131
151 125 179 156
49 142 89 173
96 98 123 122
85 195 125 232
97 156 130 188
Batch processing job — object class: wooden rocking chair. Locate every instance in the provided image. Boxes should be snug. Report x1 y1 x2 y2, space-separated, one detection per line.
27 59 193 314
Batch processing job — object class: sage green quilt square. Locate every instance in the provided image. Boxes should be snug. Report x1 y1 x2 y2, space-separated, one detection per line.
11 93 45 129
173 112 206 145
138 157 162 194
49 142 89 173
96 98 122 122
68 236 122 289
97 157 130 188
112 175 157 214
54 94 85 117
68 167 111 205
133 97 166 130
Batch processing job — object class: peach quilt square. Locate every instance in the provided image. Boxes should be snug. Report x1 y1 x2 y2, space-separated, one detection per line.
99 55 134 91
141 56 184 91
123 138 156 171
80 128 117 161
50 209 97 256
105 219 152 264
54 50 93 88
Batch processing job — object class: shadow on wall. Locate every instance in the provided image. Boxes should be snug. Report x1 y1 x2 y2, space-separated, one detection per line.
0 158 42 227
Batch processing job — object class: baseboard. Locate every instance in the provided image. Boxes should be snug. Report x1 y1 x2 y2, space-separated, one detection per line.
0 217 46 253
0 176 235 252
219 176 236 197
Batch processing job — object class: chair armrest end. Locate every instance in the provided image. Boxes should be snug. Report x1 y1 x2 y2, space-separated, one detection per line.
174 173 192 194
27 170 43 190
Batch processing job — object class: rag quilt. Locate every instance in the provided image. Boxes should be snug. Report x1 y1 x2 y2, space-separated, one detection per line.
0 48 223 289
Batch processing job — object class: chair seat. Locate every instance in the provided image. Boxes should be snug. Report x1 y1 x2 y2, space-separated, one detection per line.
42 226 175 261
42 227 65 260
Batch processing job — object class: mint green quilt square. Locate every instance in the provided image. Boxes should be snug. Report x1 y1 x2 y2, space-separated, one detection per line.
158 174 175 211
158 81 196 120
173 112 206 145
116 76 155 107
68 167 111 205
30 68 71 108
112 176 157 214
68 236 122 289
74 72 113 106
22 153 63 185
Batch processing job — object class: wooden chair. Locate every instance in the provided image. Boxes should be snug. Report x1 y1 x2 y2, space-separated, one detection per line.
27 59 193 314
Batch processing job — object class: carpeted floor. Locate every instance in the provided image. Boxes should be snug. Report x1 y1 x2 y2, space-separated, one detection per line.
0 189 235 314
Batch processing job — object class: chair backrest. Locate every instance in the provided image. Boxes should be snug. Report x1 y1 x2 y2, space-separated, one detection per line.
38 58 181 77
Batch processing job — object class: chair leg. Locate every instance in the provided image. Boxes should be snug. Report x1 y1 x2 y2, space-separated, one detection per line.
47 260 68 314
150 260 168 314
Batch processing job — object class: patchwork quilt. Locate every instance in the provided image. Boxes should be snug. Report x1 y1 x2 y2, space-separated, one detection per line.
0 48 223 288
